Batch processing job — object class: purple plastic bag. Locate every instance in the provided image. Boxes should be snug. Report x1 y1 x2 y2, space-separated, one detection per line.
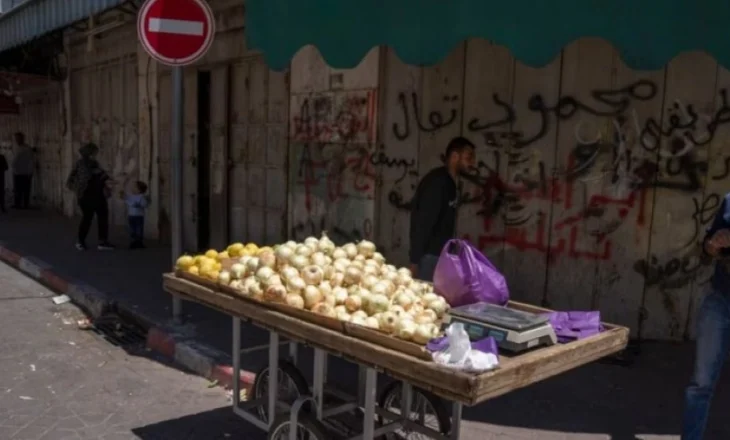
544 311 604 343
426 335 499 356
432 239 509 307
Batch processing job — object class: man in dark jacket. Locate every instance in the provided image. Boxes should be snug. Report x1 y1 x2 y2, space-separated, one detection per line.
408 136 475 281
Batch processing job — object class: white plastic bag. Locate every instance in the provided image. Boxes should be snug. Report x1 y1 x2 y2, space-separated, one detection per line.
432 323 499 373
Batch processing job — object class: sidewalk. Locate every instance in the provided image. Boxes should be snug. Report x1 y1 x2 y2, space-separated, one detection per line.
1 209 730 438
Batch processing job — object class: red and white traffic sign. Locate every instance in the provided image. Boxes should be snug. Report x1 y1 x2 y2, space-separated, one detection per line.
138 0 215 66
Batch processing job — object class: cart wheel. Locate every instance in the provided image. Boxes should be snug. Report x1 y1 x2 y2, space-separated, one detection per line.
267 413 329 440
377 381 451 439
252 360 310 423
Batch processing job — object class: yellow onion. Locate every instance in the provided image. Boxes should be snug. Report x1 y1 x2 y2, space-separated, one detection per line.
311 302 337 318
357 240 376 258
264 285 288 303
301 265 324 285
303 285 323 309
285 293 305 309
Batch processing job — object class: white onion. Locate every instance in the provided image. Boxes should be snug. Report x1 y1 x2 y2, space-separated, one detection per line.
323 294 336 307
383 271 398 283
349 261 364 271
396 320 417 341
344 295 362 312
351 315 368 326
381 264 397 275
310 252 328 267
264 285 287 303
304 236 319 248
330 272 345 287
361 274 379 289
422 293 439 304
263 274 283 288
379 312 398 333
318 281 333 296
395 272 412 287
322 265 335 281
301 265 324 285
372 252 385 265
332 247 347 260
362 264 379 276
285 293 305 309
368 294 390 315
343 266 362 286
229 279 244 290
287 276 306 293
428 298 449 316
280 266 299 282
415 309 437 324
333 287 348 305
295 244 315 258
312 302 337 318
239 255 252 267
343 243 358 259
255 266 275 282
409 281 425 296
354 254 366 263
275 246 294 265
318 233 336 255
290 255 309 270
394 292 414 310
303 285 323 309
259 250 277 268
246 257 260 273
230 263 246 279
352 310 368 320
397 267 412 277
333 259 350 273
357 240 376 258
334 305 347 315
249 281 264 301
413 323 439 344
370 281 390 297
364 316 380 329
218 270 231 285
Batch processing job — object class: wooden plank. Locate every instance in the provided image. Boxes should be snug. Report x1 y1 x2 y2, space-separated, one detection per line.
228 62 250 243
684 65 730 339
458 40 515 269
209 65 230 249
163 273 628 405
499 54 562 307
544 38 617 311
376 48 423 266
640 52 718 340
593 57 666 335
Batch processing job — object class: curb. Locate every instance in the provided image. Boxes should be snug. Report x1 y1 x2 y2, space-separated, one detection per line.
0 243 256 394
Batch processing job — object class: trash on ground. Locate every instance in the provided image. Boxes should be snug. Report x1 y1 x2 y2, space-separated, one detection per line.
77 318 92 330
19 396 33 400
52 295 71 305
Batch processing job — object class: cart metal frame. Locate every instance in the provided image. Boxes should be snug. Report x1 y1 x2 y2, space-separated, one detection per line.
231 316 463 440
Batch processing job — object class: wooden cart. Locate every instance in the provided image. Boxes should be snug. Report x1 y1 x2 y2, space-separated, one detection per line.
164 273 629 440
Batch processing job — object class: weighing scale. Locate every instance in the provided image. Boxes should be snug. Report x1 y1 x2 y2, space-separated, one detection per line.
441 302 558 353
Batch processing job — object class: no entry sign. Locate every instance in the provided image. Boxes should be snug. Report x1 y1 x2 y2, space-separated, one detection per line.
138 0 215 66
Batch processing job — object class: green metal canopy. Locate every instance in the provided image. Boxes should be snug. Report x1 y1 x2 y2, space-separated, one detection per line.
247 0 729 72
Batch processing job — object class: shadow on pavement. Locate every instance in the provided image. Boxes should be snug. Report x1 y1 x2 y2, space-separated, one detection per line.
131 406 265 440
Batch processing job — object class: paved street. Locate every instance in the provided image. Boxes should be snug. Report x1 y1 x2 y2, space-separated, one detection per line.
0 261 259 440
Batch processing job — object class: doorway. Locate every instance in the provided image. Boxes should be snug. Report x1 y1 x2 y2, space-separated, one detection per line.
196 70 211 251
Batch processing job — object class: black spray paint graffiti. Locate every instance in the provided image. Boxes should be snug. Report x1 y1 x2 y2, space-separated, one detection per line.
391 81 730 156
633 253 713 290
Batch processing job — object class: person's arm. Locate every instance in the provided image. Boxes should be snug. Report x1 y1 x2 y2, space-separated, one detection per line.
409 176 444 266
65 162 78 191
704 197 730 257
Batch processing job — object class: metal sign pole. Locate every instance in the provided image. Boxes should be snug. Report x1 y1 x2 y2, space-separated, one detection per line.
171 66 184 324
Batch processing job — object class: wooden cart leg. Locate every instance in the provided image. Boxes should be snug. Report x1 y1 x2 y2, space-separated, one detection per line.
362 367 378 440
451 401 462 439
312 348 326 419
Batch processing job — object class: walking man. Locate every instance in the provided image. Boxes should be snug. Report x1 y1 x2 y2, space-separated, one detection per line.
408 136 475 281
11 132 34 209
683 192 730 439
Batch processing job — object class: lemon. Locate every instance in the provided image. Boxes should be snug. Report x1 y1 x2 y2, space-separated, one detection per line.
187 266 200 275
175 255 195 269
257 246 273 255
217 251 230 261
227 243 245 257
214 262 222 271
205 249 219 259
240 248 252 257
245 243 259 253
194 255 206 265
208 270 220 280
199 260 216 272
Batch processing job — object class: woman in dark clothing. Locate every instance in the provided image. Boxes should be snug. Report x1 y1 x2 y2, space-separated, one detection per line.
65 143 115 250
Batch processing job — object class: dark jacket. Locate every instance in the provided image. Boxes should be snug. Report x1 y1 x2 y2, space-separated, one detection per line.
705 193 730 293
0 154 7 174
409 166 458 264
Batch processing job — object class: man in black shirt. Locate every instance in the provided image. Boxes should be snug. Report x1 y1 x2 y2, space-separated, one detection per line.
409 136 475 281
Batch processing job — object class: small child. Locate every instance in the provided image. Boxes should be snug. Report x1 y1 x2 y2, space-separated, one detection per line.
124 181 150 249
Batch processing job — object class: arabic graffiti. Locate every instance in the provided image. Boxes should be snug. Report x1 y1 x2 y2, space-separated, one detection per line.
633 252 713 290
291 90 377 144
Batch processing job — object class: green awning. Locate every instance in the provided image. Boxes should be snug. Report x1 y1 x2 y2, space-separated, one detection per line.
247 0 728 72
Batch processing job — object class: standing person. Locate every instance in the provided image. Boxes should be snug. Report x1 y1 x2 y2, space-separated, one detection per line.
123 180 150 249
682 192 730 440
408 136 475 281
11 132 34 209
65 143 115 251
0 150 7 213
